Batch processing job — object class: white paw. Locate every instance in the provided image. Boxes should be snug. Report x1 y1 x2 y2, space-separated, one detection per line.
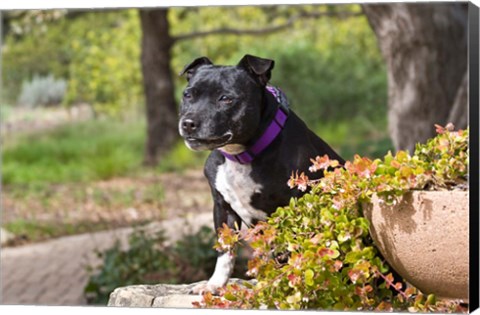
190 282 222 295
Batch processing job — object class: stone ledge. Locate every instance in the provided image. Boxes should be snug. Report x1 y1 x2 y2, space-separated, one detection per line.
108 279 252 308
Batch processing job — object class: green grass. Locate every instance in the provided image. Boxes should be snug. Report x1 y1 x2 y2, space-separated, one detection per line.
2 117 209 190
2 115 392 189
2 118 146 186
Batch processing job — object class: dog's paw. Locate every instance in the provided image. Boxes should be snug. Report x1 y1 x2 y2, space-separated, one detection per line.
189 282 222 295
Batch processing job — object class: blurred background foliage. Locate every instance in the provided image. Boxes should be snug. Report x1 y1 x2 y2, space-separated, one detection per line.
3 9 143 115
2 5 390 182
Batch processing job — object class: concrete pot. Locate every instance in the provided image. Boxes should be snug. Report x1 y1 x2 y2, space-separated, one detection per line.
364 190 469 300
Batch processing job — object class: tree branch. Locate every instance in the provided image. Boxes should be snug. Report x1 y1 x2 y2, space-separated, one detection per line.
172 10 363 42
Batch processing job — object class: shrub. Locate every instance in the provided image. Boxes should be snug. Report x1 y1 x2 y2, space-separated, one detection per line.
84 225 250 305
64 10 143 116
2 10 143 114
84 228 175 305
17 74 67 107
195 124 468 312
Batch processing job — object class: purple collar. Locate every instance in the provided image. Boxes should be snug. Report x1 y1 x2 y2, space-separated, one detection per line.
219 86 289 164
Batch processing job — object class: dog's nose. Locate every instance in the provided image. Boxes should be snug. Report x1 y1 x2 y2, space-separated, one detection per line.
182 119 197 134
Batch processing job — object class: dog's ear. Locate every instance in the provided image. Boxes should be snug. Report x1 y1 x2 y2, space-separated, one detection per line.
237 54 275 86
180 57 213 81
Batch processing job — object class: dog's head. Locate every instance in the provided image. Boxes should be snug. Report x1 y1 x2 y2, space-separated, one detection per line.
178 54 275 152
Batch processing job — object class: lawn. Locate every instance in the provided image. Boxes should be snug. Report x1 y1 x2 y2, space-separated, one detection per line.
1 118 208 187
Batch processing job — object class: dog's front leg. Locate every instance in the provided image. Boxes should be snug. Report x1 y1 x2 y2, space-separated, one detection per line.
191 191 242 295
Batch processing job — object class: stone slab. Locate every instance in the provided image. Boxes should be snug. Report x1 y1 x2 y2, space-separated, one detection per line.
108 279 253 308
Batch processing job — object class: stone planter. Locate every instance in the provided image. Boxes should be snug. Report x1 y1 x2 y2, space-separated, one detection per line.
364 190 469 300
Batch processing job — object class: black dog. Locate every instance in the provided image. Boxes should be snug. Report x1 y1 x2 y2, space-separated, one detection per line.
178 54 345 294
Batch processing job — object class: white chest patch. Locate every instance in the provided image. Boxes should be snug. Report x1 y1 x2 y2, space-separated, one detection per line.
215 160 267 226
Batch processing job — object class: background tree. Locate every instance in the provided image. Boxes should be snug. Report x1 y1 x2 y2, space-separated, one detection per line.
362 3 468 153
139 9 178 166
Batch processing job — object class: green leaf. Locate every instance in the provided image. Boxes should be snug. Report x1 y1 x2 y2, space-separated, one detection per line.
224 292 237 301
344 251 363 264
286 291 302 304
305 269 314 286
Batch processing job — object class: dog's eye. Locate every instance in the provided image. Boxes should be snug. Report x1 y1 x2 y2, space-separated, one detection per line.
219 95 233 104
183 90 192 99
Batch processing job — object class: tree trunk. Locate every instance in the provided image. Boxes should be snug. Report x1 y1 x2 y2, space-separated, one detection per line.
362 3 468 153
447 71 469 129
139 8 178 166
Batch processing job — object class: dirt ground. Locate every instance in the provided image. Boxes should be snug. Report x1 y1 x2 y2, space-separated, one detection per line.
2 168 214 245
